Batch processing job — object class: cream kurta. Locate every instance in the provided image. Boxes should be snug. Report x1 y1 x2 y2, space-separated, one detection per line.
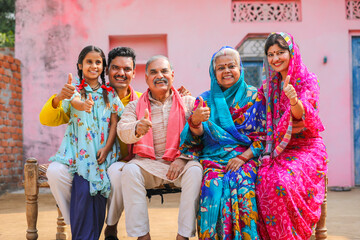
118 91 203 237
117 92 202 180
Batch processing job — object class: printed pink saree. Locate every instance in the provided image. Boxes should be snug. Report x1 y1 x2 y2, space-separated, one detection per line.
256 32 328 239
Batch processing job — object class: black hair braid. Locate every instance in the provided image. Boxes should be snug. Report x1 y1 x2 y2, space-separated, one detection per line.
77 68 87 100
101 70 110 108
77 45 108 103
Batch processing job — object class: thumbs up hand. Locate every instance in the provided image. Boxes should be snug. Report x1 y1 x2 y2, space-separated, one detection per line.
191 96 210 126
57 73 76 101
144 108 150 120
135 108 152 137
84 93 94 113
283 75 297 102
68 73 73 85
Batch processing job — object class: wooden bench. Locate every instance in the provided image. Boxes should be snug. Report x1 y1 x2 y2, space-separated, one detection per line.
24 157 327 240
24 158 181 240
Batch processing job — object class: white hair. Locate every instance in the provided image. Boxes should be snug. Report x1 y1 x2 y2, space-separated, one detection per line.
145 55 173 74
212 48 241 71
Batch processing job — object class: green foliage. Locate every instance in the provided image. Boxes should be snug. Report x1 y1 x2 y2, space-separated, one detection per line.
0 31 15 47
0 0 15 47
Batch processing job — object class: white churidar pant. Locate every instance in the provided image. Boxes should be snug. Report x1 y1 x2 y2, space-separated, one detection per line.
121 163 202 238
46 161 125 225
105 161 126 225
46 162 73 224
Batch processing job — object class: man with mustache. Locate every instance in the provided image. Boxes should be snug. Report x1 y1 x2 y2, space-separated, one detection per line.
117 55 202 240
39 47 142 240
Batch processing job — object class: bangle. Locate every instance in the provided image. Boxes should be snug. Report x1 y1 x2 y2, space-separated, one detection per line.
188 115 201 129
237 155 249 162
290 98 298 106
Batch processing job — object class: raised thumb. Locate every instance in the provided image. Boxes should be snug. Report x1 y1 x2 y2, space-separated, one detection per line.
88 93 92 101
283 75 290 89
144 108 149 120
196 96 204 109
67 73 73 85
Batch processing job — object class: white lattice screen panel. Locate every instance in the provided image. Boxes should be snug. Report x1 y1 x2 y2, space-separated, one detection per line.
232 1 301 22
237 38 266 58
346 0 360 19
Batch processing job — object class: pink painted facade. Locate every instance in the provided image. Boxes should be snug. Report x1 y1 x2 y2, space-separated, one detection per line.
15 0 360 187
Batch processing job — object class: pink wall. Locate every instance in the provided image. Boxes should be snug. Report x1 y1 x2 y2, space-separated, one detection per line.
15 0 359 186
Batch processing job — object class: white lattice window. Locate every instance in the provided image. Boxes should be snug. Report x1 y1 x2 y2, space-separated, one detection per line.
346 0 360 19
236 35 268 88
237 37 266 59
232 0 301 22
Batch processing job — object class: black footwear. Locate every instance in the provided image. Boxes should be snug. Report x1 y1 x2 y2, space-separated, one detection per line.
105 236 119 240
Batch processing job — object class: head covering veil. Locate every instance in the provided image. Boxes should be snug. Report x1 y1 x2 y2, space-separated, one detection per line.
261 32 324 157
207 46 254 143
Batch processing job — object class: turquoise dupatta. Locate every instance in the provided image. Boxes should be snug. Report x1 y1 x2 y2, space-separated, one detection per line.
179 46 265 240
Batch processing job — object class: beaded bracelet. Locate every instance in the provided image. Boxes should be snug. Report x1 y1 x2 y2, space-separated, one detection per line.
188 115 202 129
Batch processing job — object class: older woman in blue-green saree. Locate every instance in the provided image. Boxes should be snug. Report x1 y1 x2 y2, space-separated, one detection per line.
180 46 266 239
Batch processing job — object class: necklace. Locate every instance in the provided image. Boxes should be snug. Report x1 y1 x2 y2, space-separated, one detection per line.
91 82 101 91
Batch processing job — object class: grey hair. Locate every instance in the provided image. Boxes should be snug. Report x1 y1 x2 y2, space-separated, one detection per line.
145 55 173 74
212 48 241 71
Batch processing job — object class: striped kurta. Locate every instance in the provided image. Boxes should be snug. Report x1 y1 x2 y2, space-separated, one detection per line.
117 92 202 180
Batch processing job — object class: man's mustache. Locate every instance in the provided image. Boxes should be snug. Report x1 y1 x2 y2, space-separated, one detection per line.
113 74 127 80
153 77 168 85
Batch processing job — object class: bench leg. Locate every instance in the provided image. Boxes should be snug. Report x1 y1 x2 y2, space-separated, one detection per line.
56 206 67 240
24 158 39 240
315 177 328 240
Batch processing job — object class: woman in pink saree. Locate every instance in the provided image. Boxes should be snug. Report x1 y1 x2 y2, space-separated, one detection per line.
256 32 328 239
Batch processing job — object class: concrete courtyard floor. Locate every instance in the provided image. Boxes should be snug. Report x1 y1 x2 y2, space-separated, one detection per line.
0 188 359 240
